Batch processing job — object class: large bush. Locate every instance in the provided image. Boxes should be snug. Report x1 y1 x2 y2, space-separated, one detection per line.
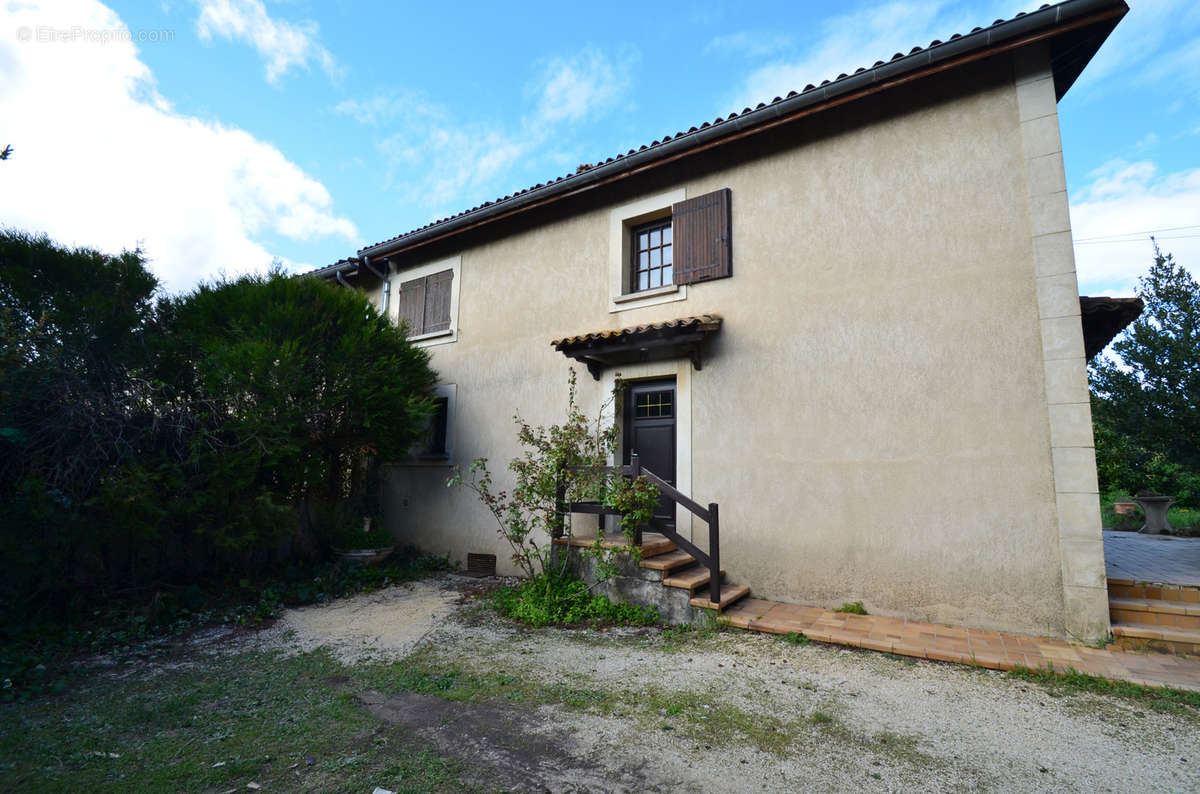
0 231 437 619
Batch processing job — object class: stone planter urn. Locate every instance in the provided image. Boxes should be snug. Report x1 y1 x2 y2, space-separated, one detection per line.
1134 495 1175 535
332 515 394 563
333 546 394 564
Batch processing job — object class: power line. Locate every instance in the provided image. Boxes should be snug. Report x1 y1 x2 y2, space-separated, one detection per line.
1073 223 1200 243
1075 233 1200 246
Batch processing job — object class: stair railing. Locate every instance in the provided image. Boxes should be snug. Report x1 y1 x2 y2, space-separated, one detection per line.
556 453 721 604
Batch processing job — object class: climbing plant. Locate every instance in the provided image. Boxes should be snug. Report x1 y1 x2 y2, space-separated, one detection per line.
448 369 660 581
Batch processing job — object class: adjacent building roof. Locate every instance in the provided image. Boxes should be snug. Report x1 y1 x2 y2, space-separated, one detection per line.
316 0 1126 273
1080 296 1143 359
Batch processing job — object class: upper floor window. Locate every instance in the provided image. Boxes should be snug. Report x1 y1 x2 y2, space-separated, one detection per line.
622 188 732 298
632 219 673 292
397 269 453 337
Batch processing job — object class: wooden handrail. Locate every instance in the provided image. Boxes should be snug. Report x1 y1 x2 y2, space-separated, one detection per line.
557 453 722 603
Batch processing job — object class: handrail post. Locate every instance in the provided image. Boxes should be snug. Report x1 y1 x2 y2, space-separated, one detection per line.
553 464 566 539
629 453 642 546
708 502 720 604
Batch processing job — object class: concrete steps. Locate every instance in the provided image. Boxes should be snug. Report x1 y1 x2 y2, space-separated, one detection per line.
1108 578 1200 655
557 531 750 621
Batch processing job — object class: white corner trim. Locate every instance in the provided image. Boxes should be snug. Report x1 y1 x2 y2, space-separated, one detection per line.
1015 44 1108 642
608 187 687 314
389 254 462 348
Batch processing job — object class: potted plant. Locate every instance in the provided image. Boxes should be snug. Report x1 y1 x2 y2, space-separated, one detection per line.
331 514 395 563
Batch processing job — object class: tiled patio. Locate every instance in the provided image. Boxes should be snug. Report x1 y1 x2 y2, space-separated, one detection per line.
722 598 1200 692
1104 529 1200 586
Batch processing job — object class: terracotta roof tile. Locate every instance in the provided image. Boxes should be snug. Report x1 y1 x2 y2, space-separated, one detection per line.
313 0 1124 273
551 314 723 349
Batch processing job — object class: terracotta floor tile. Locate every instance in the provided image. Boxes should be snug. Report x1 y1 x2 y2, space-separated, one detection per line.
706 592 1200 691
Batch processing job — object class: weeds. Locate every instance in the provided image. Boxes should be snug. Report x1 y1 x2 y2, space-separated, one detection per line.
834 601 868 615
780 632 811 646
491 571 658 628
1007 665 1200 714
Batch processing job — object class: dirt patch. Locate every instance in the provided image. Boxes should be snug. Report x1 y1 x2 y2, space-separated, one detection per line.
359 689 653 793
233 577 461 664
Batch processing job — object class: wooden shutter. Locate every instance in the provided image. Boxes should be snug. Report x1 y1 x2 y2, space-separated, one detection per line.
423 269 453 333
397 277 425 336
671 188 731 285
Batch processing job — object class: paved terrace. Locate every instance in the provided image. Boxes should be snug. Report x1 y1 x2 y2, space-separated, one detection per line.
1103 529 1200 586
722 598 1200 692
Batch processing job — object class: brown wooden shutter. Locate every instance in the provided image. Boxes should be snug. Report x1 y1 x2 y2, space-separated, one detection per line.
671 188 731 285
397 277 425 336
422 269 453 333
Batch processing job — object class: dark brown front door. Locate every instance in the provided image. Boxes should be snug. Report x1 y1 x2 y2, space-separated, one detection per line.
623 379 677 530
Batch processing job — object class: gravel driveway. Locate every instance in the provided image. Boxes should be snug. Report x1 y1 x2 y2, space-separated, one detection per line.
245 575 1199 793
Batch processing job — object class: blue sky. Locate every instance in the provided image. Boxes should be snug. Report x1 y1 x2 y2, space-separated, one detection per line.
2 0 1198 295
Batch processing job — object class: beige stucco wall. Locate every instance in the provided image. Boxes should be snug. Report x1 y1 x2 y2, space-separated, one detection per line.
374 48 1103 639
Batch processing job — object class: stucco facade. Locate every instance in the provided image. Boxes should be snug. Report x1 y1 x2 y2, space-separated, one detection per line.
330 32 1116 640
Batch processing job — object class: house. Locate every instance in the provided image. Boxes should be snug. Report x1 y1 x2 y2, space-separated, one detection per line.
312 0 1138 642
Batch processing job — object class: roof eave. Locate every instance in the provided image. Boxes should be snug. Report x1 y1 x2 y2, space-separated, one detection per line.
358 0 1128 263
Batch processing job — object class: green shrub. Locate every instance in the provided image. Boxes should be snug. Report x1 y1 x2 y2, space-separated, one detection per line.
834 601 868 615
491 571 658 627
1 231 437 622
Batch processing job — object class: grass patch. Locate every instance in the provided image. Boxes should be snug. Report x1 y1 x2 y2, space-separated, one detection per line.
834 601 868 615
0 649 474 793
1008 665 1200 715
810 710 834 724
780 631 811 646
491 571 658 628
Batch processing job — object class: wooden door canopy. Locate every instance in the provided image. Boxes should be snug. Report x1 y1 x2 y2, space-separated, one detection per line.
551 314 722 380
1080 296 1143 360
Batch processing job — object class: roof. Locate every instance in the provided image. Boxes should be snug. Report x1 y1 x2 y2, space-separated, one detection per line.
551 314 723 348
552 315 723 380
1080 296 1143 359
315 0 1126 273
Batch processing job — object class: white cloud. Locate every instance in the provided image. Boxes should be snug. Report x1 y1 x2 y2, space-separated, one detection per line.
337 45 638 219
0 0 357 292
725 1 1035 110
1073 0 1200 99
1070 159 1200 295
194 0 338 85
529 46 635 125
704 31 793 60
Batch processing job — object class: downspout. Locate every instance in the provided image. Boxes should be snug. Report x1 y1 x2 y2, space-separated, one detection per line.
361 255 391 317
335 270 352 289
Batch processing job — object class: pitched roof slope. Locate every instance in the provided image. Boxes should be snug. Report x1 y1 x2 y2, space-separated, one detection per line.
315 0 1126 274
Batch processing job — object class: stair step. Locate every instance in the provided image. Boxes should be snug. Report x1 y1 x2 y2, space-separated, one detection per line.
1109 597 1200 631
553 532 675 558
1107 578 1200 604
1111 622 1200 655
663 565 725 592
690 584 751 612
639 549 696 572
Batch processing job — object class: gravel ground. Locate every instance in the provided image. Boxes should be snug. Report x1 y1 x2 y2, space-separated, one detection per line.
234 575 1199 793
